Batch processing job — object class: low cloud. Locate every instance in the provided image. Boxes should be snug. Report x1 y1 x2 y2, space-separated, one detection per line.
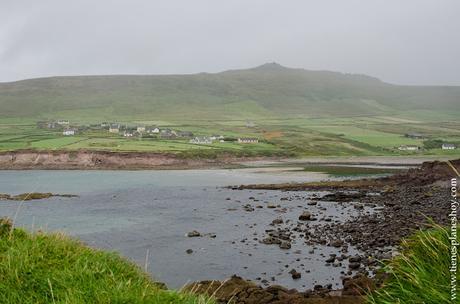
0 0 459 85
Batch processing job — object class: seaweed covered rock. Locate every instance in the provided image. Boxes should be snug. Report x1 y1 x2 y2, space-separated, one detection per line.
185 275 365 303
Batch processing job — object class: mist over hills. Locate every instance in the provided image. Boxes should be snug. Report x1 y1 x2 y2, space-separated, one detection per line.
1 63 459 120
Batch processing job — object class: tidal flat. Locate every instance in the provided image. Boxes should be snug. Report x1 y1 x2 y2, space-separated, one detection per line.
0 165 403 290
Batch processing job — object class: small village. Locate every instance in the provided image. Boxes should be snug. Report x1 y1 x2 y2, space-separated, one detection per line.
2 3 458 304
396 133 457 151
36 120 260 145
35 120 458 151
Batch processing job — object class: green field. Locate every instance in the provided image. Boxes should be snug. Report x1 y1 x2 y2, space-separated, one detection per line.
0 64 459 157
1 115 459 157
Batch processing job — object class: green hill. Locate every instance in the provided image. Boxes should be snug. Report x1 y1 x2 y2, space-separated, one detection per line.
1 63 459 121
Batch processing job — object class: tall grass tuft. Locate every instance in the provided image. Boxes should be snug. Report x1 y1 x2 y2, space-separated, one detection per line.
0 218 214 304
367 224 459 304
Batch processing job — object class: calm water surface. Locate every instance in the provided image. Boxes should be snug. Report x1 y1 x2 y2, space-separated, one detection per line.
0 169 375 290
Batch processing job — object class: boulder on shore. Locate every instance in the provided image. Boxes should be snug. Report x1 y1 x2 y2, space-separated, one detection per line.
299 211 312 221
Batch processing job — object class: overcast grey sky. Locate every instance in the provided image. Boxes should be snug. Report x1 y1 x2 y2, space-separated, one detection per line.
1 0 459 85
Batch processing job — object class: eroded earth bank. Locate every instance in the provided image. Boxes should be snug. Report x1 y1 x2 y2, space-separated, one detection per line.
0 150 265 170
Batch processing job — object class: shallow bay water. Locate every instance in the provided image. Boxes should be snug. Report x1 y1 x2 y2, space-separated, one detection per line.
0 168 378 290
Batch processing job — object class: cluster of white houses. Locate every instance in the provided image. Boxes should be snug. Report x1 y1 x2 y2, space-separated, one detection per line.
37 120 260 144
35 121 458 149
89 123 193 139
104 123 261 144
398 143 456 151
188 136 259 145
108 124 160 135
398 132 456 150
37 120 79 136
37 120 70 129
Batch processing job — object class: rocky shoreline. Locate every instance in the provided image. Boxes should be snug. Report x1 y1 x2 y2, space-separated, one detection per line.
185 275 374 304
186 159 459 303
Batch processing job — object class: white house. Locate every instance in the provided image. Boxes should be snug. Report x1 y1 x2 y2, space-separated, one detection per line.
137 126 146 133
123 130 134 137
146 127 160 134
398 145 419 151
189 137 213 144
442 143 456 150
62 128 76 136
238 137 259 144
210 135 224 141
109 124 120 133
57 119 70 125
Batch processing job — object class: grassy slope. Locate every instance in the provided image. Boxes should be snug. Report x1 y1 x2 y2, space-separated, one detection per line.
0 219 212 304
367 225 459 303
1 118 460 156
1 63 459 121
1 63 459 156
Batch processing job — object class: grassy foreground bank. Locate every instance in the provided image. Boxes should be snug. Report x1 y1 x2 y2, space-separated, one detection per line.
1 216 458 303
0 218 213 304
367 225 459 303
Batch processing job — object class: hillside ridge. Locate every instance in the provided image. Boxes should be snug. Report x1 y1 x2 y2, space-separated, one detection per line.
0 63 459 120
